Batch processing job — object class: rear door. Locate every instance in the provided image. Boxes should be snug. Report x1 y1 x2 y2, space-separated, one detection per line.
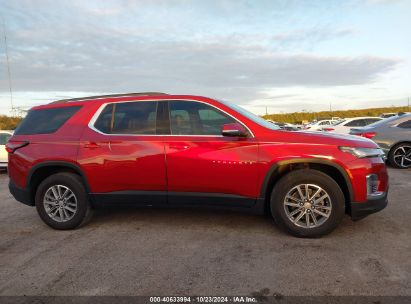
163 100 259 207
78 100 167 204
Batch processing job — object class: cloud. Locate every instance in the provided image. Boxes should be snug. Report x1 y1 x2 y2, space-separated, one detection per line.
0 34 400 96
0 0 405 111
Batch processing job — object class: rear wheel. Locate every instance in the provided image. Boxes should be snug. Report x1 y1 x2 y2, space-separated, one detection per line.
388 143 411 169
35 172 92 230
270 169 345 238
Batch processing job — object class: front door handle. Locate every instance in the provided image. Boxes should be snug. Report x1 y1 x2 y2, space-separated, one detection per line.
169 144 190 150
84 142 101 149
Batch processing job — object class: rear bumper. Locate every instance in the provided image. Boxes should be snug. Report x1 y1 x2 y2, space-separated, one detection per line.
350 193 388 221
9 180 33 206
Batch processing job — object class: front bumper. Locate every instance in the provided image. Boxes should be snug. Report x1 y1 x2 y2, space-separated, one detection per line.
9 180 33 206
350 193 388 221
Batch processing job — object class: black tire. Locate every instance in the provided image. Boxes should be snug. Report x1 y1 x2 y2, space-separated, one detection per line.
388 143 411 169
35 172 93 230
270 169 345 238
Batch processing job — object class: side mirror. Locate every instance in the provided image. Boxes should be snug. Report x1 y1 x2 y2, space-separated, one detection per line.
221 123 248 137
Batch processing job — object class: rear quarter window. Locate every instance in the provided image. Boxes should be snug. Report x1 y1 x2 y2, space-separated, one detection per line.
14 106 81 135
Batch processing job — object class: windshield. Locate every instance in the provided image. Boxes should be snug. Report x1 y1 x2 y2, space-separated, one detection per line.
218 100 281 130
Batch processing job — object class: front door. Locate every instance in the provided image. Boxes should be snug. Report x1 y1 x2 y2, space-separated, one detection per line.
164 100 259 207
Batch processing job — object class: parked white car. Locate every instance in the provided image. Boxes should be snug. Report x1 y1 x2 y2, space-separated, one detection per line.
0 131 13 169
304 120 340 131
323 117 383 134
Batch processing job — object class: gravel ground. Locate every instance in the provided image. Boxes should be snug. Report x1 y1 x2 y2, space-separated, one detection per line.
0 168 410 296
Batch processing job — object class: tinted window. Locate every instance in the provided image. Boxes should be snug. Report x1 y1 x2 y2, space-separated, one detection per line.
169 101 236 135
14 106 81 135
94 101 157 134
397 119 411 129
345 119 365 127
364 118 381 125
0 133 11 145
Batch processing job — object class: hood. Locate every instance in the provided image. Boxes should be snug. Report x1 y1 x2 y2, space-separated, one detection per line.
260 129 378 148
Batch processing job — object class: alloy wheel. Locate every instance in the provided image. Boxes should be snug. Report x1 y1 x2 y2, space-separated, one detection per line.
283 184 332 228
43 185 78 222
392 145 411 168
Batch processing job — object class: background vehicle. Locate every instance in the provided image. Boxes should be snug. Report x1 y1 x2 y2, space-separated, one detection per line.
7 93 388 237
267 120 300 131
304 119 340 131
350 114 411 168
380 113 396 118
322 117 382 134
0 131 13 169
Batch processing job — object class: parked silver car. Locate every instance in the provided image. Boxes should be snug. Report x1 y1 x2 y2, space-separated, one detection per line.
349 114 411 169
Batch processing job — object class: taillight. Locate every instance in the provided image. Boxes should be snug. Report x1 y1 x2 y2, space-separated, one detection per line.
360 132 376 139
5 141 29 153
323 128 334 132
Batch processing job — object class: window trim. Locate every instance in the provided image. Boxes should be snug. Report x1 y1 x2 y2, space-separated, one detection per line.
88 99 254 137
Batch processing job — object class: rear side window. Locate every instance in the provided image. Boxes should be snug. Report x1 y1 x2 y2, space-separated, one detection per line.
345 119 365 127
94 101 157 135
397 119 411 129
364 118 381 125
14 106 81 135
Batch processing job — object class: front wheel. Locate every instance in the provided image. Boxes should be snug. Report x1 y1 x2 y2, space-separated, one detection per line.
35 172 92 230
270 169 345 238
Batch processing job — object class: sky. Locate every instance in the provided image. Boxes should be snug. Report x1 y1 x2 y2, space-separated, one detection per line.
0 0 410 115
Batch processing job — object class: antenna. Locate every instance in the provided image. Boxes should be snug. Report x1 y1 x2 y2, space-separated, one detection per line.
2 18 14 116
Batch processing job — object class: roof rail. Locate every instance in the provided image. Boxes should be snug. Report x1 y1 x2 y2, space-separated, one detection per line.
50 92 168 104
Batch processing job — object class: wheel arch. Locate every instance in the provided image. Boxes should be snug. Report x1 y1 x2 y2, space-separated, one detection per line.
27 161 91 206
259 159 354 214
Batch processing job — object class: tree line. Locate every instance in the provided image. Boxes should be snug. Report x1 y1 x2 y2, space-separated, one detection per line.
0 115 23 130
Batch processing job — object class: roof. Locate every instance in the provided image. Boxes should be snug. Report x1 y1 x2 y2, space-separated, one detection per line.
50 92 168 104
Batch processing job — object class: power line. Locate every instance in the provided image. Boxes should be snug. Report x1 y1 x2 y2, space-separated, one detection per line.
2 18 14 114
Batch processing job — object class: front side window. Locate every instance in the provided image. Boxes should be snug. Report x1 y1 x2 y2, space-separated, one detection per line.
169 101 236 135
94 101 157 134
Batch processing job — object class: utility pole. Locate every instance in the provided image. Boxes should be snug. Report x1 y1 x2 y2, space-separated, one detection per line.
2 18 14 116
408 97 410 111
265 106 268 116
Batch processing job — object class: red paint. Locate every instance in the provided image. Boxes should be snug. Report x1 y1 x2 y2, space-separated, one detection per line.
8 95 388 204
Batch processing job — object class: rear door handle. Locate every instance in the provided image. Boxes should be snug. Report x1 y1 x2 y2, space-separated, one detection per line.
84 142 101 149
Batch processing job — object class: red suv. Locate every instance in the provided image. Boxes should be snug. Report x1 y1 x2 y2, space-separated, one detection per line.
7 93 388 237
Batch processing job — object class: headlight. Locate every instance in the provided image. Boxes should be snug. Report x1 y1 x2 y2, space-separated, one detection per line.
339 146 385 158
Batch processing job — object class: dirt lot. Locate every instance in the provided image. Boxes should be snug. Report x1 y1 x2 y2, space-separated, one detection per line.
0 168 410 297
